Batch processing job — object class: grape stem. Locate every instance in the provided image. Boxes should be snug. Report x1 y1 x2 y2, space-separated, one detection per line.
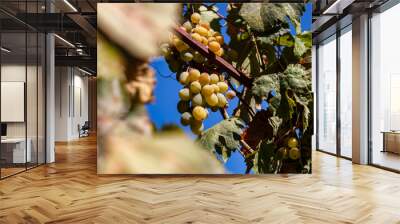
219 108 255 155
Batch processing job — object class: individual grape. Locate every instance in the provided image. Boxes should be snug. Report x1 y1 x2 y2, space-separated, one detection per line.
201 36 208 45
216 35 224 45
192 93 204 107
199 21 210 30
179 88 191 101
177 100 190 113
208 41 221 53
216 93 227 108
191 12 201 24
193 51 205 63
174 39 189 52
180 51 193 62
192 106 207 121
226 90 236 100
208 37 216 43
205 93 218 107
199 73 210 86
211 84 220 93
201 84 214 96
210 73 219 84
190 120 204 135
196 26 209 37
179 71 190 85
160 43 170 57
289 147 300 160
191 33 202 42
180 112 192 126
182 21 192 32
287 137 299 148
190 81 202 94
188 68 200 82
217 82 228 93
215 48 224 57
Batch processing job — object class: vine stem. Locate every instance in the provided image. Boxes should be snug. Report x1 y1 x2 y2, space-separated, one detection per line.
219 108 255 155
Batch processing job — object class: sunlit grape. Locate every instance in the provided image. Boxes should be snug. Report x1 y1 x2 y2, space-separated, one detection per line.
201 84 214 96
196 26 209 37
191 13 201 24
191 33 202 42
210 73 219 84
190 81 202 94
211 84 220 93
199 73 210 86
179 88 191 101
192 93 205 107
216 93 227 108
199 21 210 30
216 35 224 45
188 68 200 82
201 36 208 45
208 37 216 43
182 21 192 32
179 71 190 85
217 82 228 93
205 93 218 107
215 48 224 57
208 41 220 53
192 106 207 121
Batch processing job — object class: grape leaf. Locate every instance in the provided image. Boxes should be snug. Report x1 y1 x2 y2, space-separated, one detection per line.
277 88 296 122
253 140 277 174
239 3 304 34
282 64 311 95
199 118 246 162
251 73 280 100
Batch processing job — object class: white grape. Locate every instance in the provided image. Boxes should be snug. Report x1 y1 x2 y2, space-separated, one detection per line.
179 88 191 101
180 112 192 126
205 93 218 107
190 81 202 94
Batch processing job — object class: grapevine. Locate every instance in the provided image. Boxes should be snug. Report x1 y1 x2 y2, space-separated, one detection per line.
160 3 312 174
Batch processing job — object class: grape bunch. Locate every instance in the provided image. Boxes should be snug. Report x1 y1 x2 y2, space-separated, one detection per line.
277 137 301 160
160 12 225 67
177 68 236 135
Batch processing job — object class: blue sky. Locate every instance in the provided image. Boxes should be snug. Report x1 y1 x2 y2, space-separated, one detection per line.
147 3 312 174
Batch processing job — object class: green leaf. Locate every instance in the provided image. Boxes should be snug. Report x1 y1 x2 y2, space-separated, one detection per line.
277 89 296 122
199 118 245 162
253 140 276 173
251 73 280 100
283 64 311 95
239 3 305 34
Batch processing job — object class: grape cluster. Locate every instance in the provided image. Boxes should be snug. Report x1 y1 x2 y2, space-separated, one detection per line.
160 12 225 66
159 11 237 134
277 137 300 160
177 68 236 134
